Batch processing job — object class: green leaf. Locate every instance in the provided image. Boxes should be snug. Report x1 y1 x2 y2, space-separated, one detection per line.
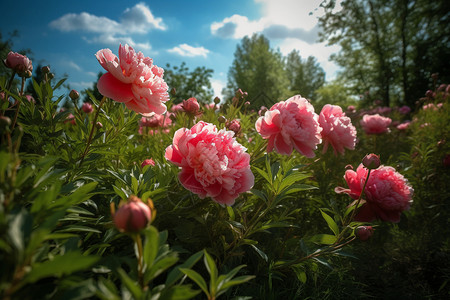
203 250 218 293
310 234 337 245
144 254 179 283
252 166 271 184
131 176 139 194
165 250 203 287
216 275 256 297
24 251 99 284
159 285 200 300
250 244 268 262
278 172 311 192
320 209 339 236
180 268 210 298
117 268 142 300
143 226 159 267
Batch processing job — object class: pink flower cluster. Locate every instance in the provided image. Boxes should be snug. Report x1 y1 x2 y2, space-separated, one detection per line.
336 164 413 223
255 95 322 157
319 104 357 155
165 121 254 205
96 44 169 115
360 114 392 134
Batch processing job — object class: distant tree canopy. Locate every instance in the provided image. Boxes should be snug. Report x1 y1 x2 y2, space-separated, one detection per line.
225 34 326 109
164 62 214 104
319 0 450 107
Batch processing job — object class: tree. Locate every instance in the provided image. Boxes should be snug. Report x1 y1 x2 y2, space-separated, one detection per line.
164 62 214 104
319 0 450 107
285 50 325 100
226 34 289 109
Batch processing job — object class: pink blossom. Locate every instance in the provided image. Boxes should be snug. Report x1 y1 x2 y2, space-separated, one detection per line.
95 44 169 115
182 97 200 115
139 113 172 128
398 105 411 115
4 51 33 76
422 103 438 111
81 102 93 114
319 104 356 155
165 121 254 205
204 103 217 110
360 114 392 134
170 103 184 113
141 158 156 168
255 95 322 157
335 164 413 223
25 95 35 103
64 113 76 125
347 105 356 113
396 121 411 130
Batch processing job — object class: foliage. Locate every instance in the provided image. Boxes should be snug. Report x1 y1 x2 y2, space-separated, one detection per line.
225 34 289 109
1 47 449 300
164 62 214 104
319 0 450 107
285 50 325 100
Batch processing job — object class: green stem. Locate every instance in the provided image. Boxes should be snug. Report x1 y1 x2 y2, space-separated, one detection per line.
134 234 145 287
10 77 26 132
79 96 107 167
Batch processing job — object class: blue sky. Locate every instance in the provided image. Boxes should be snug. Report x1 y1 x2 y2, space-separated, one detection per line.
1 0 341 99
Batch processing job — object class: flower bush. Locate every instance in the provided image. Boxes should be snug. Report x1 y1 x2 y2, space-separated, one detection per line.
0 46 449 300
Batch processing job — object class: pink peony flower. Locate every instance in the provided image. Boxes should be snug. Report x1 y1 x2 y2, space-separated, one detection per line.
360 114 392 134
4 51 33 76
319 104 356 155
165 121 254 205
335 164 413 223
398 105 411 115
255 95 322 157
141 158 156 168
422 103 438 111
95 44 169 115
347 105 356 113
81 102 93 114
396 121 411 130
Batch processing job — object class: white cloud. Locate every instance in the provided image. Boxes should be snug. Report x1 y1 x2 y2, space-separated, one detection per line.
210 0 342 44
167 44 210 58
49 2 164 48
67 61 82 71
83 35 151 50
210 78 226 100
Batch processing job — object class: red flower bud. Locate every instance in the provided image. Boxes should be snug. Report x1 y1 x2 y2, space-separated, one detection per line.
355 226 374 241
81 102 93 113
141 158 155 168
362 153 381 169
182 97 200 116
226 119 241 135
113 196 152 233
69 89 80 100
4 51 33 76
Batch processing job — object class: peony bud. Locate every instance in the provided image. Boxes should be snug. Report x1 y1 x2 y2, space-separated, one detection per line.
113 195 152 233
362 154 381 169
95 122 103 129
141 158 155 168
48 73 55 80
69 90 80 100
214 96 220 104
258 106 268 116
355 226 374 241
244 101 250 107
182 97 200 116
81 102 93 114
42 66 50 74
0 116 12 132
170 87 177 96
218 115 227 123
226 119 241 135
4 51 33 76
425 90 435 98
